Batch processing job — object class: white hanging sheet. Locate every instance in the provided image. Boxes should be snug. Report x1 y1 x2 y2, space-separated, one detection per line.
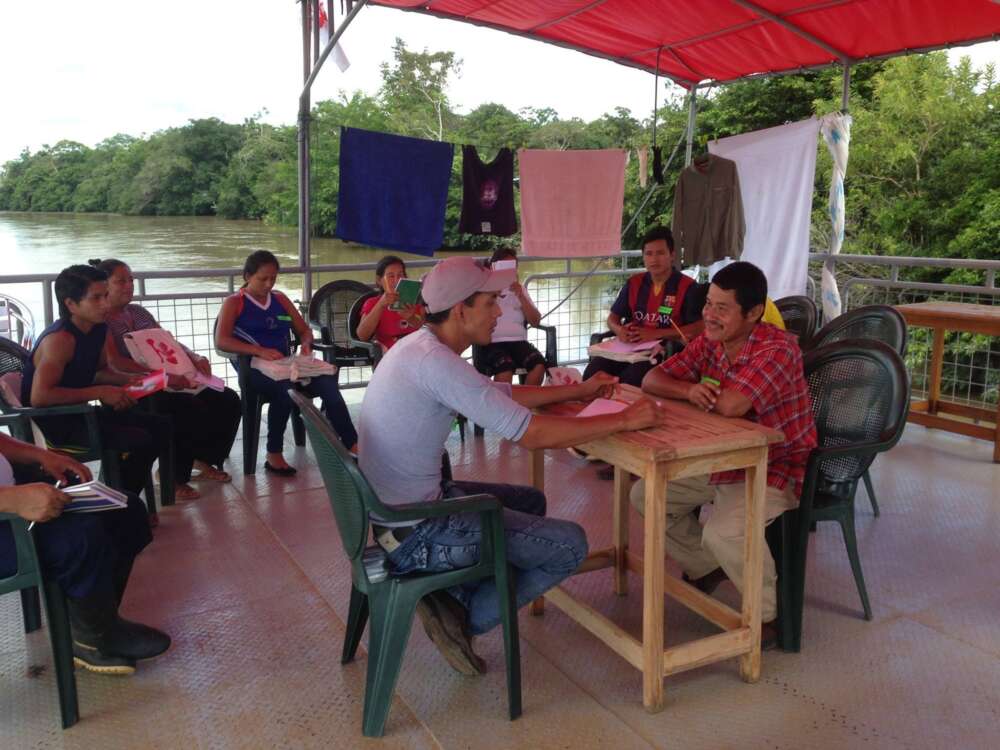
709 118 821 300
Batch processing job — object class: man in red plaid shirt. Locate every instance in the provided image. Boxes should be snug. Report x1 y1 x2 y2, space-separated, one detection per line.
630 261 817 642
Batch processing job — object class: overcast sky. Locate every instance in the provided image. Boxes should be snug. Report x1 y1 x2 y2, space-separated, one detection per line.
1 1 998 164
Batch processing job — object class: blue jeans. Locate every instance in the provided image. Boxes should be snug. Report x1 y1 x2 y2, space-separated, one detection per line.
239 366 358 452
386 480 588 635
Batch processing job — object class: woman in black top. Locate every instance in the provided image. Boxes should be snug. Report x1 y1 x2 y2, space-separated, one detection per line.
22 265 168 500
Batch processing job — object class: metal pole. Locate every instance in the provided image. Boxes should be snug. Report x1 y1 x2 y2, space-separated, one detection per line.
298 0 313 302
42 280 54 326
311 0 320 65
684 86 698 166
841 63 851 112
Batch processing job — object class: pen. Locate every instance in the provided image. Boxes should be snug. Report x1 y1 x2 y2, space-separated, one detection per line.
668 317 689 344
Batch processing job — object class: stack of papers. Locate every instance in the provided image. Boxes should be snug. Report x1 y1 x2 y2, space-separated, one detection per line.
591 339 660 354
575 398 630 418
62 481 129 514
125 370 167 399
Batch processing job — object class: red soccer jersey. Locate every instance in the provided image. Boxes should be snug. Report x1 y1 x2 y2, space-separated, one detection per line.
659 324 817 492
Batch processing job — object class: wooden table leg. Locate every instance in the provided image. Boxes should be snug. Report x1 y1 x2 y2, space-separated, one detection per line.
613 467 630 596
738 450 767 683
642 466 667 712
529 447 546 616
928 327 946 415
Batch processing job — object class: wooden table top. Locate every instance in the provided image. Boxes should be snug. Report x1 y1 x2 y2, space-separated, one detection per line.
895 302 1000 336
540 384 783 463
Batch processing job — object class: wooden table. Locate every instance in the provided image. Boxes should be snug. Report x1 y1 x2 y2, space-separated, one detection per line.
529 385 783 712
895 302 1000 462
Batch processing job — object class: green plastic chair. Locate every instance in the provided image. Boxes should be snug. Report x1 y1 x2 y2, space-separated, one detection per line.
777 338 910 652
289 390 521 737
0 509 79 729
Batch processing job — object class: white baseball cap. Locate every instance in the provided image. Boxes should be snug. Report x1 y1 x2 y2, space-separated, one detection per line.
420 256 517 314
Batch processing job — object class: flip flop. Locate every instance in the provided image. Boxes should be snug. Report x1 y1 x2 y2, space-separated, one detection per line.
192 466 231 483
264 461 297 477
175 484 201 501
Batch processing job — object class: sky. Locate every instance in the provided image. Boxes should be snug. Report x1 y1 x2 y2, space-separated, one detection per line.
1 1 998 165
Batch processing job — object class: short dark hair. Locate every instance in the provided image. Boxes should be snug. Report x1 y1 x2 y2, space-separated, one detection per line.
242 250 280 283
89 258 128 276
641 226 675 252
711 262 767 316
421 292 480 324
489 247 517 266
375 255 406 280
56 265 107 319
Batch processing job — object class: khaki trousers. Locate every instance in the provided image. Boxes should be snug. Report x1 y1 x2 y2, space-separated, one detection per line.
629 476 796 622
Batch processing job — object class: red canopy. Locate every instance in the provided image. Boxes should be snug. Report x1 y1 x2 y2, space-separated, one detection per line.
373 0 1000 86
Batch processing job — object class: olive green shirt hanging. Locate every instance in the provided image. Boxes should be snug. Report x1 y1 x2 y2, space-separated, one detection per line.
671 154 745 266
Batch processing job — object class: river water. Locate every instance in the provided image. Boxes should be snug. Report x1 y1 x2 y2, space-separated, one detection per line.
0 212 622 360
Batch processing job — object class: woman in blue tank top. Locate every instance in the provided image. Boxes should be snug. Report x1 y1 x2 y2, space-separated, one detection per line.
215 251 358 475
22 265 169 501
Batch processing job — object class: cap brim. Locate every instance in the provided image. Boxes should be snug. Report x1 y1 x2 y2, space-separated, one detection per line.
479 268 517 292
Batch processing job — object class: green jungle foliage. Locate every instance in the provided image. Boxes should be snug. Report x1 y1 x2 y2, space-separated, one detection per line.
1 42 996 265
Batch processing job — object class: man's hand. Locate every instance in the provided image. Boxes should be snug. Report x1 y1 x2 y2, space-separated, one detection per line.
299 338 313 357
15 483 70 523
98 386 136 411
617 322 641 344
579 371 619 401
37 451 92 484
687 382 720 411
256 348 285 362
621 396 669 432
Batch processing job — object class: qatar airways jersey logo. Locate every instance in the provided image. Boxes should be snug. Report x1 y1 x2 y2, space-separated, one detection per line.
633 294 676 326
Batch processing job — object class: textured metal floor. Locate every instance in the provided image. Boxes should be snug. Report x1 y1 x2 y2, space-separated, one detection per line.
3 410 999 749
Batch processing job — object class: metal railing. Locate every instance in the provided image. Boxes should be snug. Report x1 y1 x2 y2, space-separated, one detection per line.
2 251 998 407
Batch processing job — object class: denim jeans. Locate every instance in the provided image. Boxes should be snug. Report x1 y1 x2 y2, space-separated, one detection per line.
386 480 588 635
236 365 359 452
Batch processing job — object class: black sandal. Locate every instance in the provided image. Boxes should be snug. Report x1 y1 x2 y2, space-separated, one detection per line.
264 461 297 476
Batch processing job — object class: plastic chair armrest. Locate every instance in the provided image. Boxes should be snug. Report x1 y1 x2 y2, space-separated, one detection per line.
532 323 558 367
371 493 501 523
7 403 96 419
589 330 614 346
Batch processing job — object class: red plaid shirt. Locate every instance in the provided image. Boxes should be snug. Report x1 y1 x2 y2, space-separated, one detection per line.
660 323 817 492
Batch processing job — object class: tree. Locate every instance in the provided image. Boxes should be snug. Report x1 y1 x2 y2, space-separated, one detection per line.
378 38 461 141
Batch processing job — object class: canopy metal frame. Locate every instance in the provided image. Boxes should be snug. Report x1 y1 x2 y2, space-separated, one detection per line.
295 0 997 303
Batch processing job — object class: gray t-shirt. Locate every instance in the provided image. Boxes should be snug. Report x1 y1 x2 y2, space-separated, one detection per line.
358 327 532 516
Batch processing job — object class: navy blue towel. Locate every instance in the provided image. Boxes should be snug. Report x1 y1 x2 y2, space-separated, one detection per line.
336 127 455 257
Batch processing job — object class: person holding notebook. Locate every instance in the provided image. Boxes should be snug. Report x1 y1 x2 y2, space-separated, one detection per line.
355 255 425 353
0 432 170 674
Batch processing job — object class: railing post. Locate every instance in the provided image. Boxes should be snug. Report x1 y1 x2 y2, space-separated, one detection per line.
42 279 54 325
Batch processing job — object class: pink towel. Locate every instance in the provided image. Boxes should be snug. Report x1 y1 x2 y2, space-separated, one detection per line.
518 149 627 257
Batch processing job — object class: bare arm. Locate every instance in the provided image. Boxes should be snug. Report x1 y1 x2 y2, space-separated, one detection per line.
277 292 314 355
512 284 541 328
510 371 618 409
102 330 148 378
642 364 751 416
355 296 388 342
215 295 275 358
0 433 93 483
515 397 667 450
30 333 115 406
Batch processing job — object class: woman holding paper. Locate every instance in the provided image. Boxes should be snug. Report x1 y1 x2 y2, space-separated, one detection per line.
21 265 167 500
94 259 242 500
355 255 425 352
215 250 358 475
582 226 704 388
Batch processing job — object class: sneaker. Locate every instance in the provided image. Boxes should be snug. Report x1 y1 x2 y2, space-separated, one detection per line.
415 591 486 676
72 641 136 676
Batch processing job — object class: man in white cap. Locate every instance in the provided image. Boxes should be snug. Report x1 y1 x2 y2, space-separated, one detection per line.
359 256 666 675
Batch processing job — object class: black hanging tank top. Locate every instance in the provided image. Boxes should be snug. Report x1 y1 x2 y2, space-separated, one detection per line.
459 146 517 236
22 319 107 405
